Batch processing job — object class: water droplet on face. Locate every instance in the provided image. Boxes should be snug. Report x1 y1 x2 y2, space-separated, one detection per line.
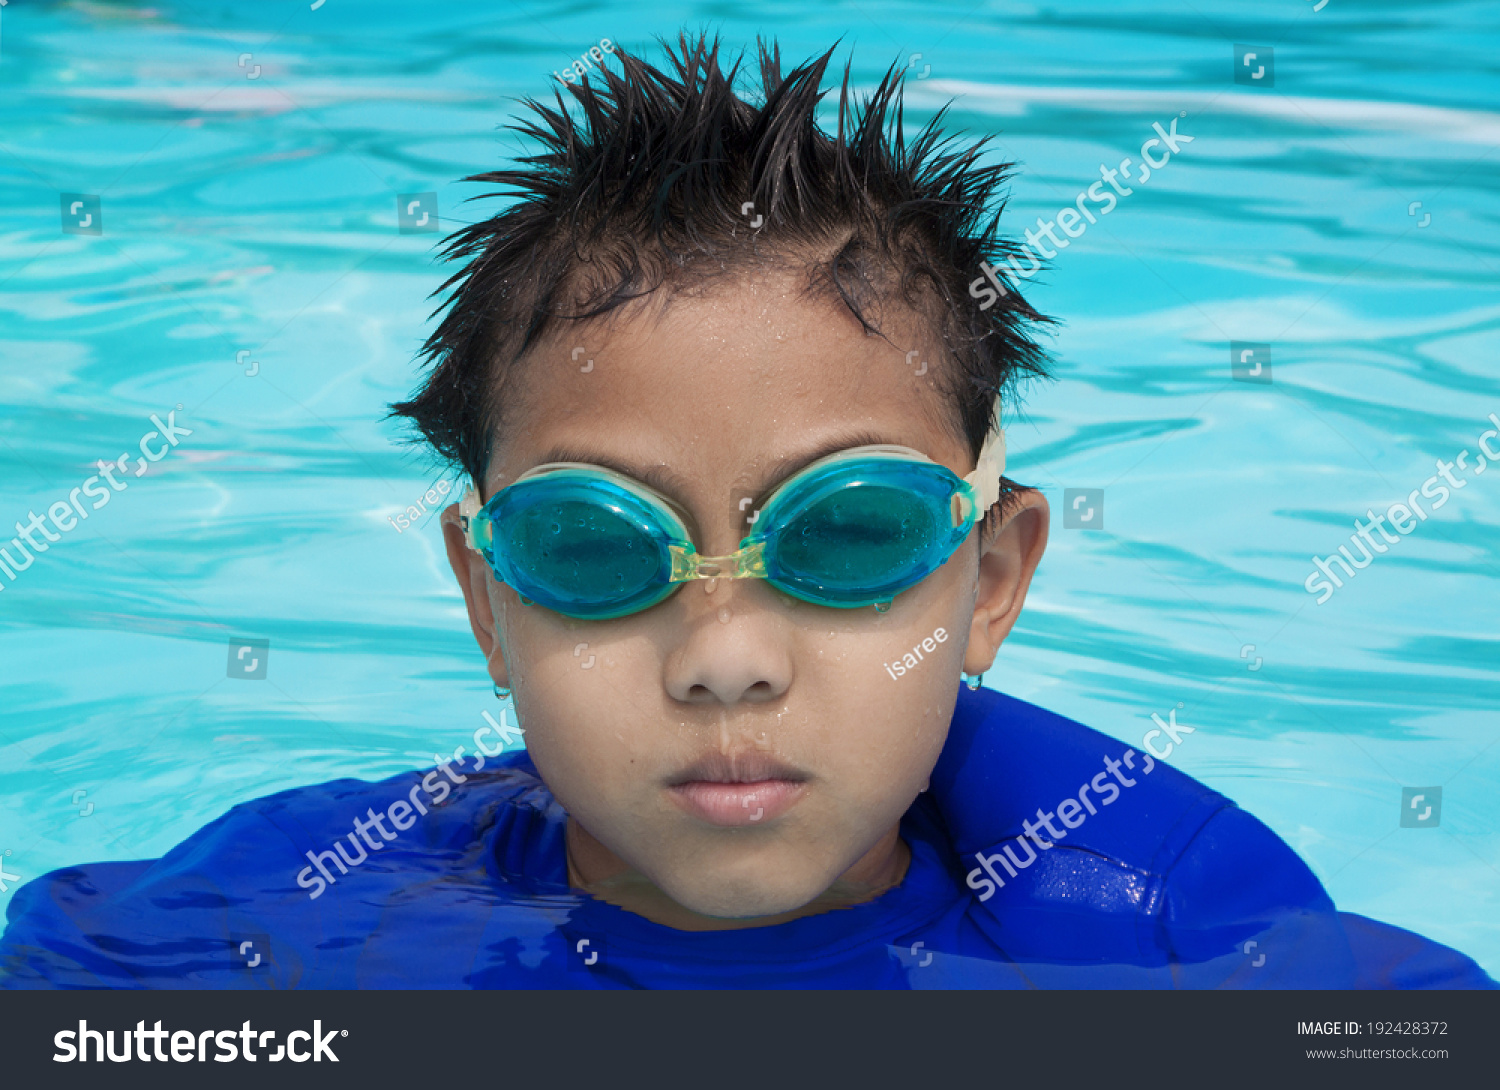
717 606 732 624
704 577 718 595
550 522 561 534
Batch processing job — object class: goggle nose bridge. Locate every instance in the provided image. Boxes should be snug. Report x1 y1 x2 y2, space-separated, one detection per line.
668 541 767 583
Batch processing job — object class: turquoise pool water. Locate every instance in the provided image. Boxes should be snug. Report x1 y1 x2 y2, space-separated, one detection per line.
1 1 1497 978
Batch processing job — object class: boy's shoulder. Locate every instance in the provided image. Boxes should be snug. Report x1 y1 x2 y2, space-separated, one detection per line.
935 685 1233 867
0 751 564 988
934 688 1335 969
154 748 562 893
933 687 1496 988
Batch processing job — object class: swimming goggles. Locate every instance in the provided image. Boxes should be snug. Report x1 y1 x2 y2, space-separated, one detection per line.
458 414 1006 621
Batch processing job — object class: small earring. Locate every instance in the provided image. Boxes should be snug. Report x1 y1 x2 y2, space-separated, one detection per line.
493 684 512 700
963 673 984 691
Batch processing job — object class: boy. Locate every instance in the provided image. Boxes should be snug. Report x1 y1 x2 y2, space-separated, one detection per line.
2 34 1492 989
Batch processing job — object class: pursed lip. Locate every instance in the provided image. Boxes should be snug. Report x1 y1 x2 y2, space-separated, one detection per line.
665 752 810 827
666 751 808 787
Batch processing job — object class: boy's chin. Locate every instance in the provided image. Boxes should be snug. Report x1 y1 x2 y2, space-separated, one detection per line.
654 867 835 921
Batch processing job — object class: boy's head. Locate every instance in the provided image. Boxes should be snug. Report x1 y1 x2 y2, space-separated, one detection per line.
392 34 1052 922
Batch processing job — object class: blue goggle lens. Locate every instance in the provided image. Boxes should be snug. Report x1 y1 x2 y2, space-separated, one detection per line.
485 480 679 620
759 461 964 605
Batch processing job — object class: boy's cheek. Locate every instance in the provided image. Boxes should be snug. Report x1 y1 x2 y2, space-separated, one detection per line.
497 572 964 800
516 688 650 801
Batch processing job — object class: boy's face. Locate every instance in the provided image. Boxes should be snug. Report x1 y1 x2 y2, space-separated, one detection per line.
444 268 1045 921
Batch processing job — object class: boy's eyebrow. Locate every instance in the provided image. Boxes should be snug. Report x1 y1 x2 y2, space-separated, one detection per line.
530 430 895 508
528 445 698 504
754 431 894 496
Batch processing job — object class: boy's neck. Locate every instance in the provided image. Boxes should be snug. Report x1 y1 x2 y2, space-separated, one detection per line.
564 817 911 932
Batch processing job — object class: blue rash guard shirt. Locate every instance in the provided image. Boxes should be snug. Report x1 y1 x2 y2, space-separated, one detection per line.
1 687 1492 989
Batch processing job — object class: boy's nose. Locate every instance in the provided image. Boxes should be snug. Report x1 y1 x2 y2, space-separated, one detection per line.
662 585 793 706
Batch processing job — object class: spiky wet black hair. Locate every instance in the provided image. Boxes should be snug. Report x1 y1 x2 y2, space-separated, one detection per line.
390 32 1053 506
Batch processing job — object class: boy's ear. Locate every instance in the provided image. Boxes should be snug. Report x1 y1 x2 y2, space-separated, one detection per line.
440 503 512 690
963 489 1049 677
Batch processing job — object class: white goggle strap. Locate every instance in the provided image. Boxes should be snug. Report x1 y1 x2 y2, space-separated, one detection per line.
960 396 1007 515
458 483 488 552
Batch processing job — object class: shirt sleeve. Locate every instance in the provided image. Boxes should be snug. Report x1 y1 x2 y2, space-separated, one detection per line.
1337 911 1497 990
1158 806 1497 989
0 803 324 990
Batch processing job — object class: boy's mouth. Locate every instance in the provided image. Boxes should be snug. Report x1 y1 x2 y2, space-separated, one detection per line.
666 753 809 827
